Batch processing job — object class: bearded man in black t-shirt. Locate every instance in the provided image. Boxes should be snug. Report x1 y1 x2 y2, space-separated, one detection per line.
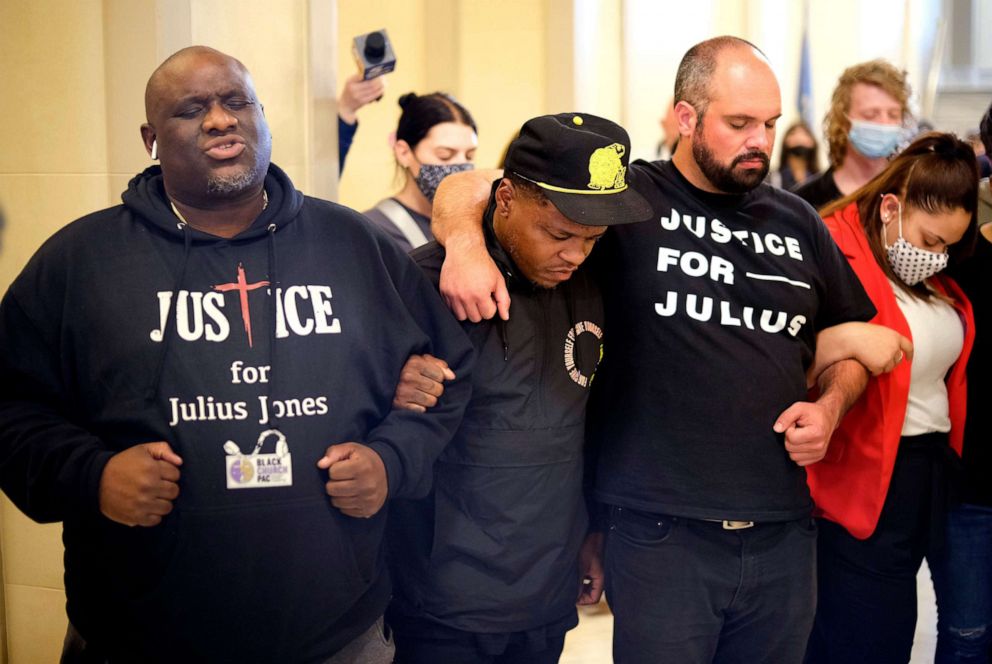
581 37 876 664
417 36 879 664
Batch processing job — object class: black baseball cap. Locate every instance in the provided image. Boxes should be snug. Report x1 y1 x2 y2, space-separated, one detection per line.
503 113 654 226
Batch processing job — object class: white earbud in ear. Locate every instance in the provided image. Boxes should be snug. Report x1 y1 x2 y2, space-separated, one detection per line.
150 139 158 161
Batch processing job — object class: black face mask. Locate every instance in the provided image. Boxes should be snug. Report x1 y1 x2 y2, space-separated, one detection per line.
784 146 815 160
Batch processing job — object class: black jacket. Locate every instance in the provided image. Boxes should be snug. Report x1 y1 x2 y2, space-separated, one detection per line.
0 164 474 663
388 193 604 634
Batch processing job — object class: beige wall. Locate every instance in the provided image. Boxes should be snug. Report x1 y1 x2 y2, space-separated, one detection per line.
0 3 113 657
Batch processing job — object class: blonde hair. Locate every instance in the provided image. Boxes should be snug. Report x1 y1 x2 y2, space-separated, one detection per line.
823 60 910 167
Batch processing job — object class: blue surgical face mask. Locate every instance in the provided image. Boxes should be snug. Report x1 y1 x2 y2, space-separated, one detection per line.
848 119 903 159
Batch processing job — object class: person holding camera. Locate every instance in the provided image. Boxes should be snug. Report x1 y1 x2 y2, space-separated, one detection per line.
337 72 386 171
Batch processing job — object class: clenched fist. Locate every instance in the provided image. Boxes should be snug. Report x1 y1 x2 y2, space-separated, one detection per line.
99 442 182 527
317 442 388 518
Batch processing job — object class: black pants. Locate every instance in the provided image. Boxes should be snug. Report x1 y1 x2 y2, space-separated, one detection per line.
393 629 566 664
604 505 817 664
805 432 953 664
63 617 395 664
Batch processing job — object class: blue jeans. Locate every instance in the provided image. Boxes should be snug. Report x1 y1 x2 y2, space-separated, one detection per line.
604 506 817 664
932 503 992 663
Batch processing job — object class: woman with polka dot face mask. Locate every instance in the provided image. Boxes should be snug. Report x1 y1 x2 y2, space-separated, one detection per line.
880 194 955 285
804 132 980 664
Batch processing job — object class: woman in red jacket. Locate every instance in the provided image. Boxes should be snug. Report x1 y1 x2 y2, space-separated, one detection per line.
804 132 980 664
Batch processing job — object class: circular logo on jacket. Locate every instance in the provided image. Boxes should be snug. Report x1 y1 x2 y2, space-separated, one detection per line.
564 321 604 387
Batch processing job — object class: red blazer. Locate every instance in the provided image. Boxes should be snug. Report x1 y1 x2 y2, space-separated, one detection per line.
806 202 974 539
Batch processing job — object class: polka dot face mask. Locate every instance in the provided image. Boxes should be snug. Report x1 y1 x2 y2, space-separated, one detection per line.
883 200 949 286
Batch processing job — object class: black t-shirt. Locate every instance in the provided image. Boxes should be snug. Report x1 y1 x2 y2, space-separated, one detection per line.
589 160 875 521
947 234 992 506
791 167 842 212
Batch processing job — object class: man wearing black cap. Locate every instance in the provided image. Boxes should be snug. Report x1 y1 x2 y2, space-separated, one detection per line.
386 113 652 664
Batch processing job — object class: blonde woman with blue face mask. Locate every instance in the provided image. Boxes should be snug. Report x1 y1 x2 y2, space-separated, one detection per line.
805 132 980 664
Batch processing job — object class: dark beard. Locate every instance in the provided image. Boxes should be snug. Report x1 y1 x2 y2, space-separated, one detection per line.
692 131 769 194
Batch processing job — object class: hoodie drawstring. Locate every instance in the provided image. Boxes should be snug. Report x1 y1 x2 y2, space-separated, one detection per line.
498 318 509 361
266 223 279 430
147 221 193 402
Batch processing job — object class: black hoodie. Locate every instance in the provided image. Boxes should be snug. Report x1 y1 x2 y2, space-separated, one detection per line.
387 189 602 637
0 164 474 663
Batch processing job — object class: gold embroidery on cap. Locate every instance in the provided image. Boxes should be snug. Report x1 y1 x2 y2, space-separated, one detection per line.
587 144 627 191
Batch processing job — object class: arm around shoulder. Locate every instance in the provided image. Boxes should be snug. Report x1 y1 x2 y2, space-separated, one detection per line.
430 168 502 245
431 169 511 322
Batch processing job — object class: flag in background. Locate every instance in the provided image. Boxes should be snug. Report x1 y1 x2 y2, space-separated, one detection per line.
797 1 815 130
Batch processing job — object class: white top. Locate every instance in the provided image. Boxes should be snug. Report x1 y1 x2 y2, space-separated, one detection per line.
892 281 964 435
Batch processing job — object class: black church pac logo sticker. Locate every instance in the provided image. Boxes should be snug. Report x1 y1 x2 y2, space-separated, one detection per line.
223 429 293 489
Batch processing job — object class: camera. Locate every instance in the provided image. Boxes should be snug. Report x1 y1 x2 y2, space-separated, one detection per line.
353 29 396 80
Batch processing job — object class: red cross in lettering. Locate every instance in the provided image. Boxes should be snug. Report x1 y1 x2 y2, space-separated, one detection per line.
214 263 270 348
